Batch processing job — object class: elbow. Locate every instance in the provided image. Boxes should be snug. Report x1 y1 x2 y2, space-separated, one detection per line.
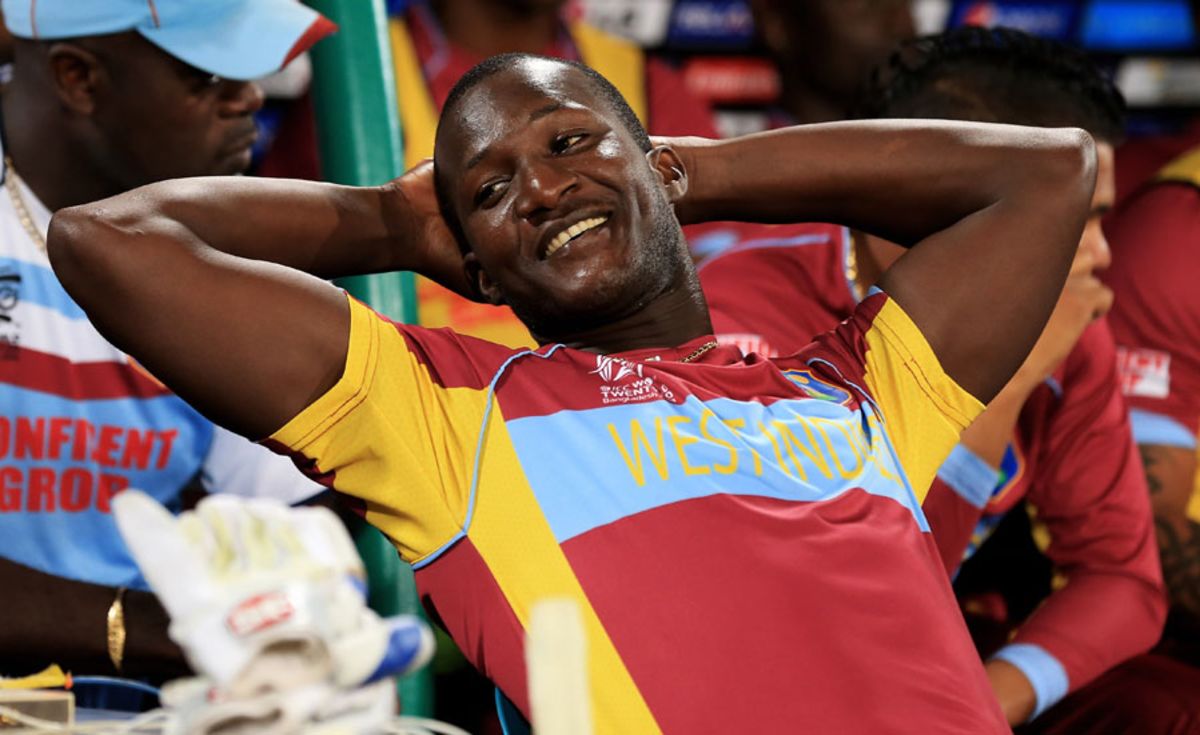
1044 127 1098 211
46 203 136 303
1136 569 1169 650
46 205 104 280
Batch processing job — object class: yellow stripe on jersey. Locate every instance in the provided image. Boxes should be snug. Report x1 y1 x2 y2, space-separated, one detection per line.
273 296 659 731
271 295 474 562
468 406 661 734
862 299 984 503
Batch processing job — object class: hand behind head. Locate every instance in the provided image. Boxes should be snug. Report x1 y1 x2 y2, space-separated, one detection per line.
388 160 486 302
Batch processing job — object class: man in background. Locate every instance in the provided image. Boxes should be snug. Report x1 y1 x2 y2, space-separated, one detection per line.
748 0 915 124
0 0 332 683
1106 114 1200 669
685 0 916 265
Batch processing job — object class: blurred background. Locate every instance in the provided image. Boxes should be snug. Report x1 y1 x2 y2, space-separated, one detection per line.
556 0 1200 137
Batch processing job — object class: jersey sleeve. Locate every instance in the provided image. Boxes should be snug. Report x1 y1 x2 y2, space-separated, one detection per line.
1107 183 1200 449
923 447 1000 573
268 294 514 563
797 290 984 503
995 320 1166 713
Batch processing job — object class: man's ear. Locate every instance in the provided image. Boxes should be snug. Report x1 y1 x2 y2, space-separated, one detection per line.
462 252 505 306
647 145 688 204
46 42 105 116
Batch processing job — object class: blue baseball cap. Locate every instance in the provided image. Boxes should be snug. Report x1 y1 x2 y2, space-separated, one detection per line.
2 0 337 81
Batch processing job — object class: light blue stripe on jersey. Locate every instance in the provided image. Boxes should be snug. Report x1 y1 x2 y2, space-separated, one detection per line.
505 394 922 544
2 382 210 438
1129 408 1196 448
0 256 88 320
992 643 1070 721
696 232 834 273
937 444 1000 510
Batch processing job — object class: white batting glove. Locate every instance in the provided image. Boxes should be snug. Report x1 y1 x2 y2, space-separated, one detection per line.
113 490 434 697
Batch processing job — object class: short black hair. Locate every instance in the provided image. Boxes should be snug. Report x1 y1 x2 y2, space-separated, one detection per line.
433 53 653 252
859 26 1125 143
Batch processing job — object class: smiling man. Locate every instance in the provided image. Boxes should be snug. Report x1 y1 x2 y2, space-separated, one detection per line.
47 53 1094 732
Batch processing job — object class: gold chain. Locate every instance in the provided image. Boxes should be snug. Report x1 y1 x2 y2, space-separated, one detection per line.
4 157 46 253
679 339 718 363
845 229 863 302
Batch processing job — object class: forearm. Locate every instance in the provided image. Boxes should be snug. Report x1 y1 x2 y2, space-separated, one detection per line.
1140 443 1200 622
997 571 1164 723
984 659 1037 726
675 120 1090 245
54 177 412 279
0 558 186 679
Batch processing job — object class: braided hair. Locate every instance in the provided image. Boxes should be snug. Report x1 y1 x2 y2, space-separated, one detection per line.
859 26 1126 143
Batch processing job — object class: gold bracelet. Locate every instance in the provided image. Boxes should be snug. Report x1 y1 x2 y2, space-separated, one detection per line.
106 587 127 672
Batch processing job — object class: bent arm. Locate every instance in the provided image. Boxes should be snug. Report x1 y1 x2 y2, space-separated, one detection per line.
47 175 444 439
672 121 1096 401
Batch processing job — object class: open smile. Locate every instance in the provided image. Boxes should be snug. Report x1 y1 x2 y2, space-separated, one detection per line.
542 214 610 259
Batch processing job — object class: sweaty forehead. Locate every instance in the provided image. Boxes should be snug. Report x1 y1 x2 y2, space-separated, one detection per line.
436 60 604 169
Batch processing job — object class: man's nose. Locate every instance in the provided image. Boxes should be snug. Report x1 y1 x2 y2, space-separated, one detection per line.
1089 225 1112 271
515 161 578 221
218 80 266 117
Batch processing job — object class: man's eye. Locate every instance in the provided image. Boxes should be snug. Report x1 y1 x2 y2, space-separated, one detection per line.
552 133 586 154
476 180 508 206
185 69 223 92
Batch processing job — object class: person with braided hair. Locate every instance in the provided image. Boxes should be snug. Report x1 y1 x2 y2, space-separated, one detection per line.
701 26 1200 731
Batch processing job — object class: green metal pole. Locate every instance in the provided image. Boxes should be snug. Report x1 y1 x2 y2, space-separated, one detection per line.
305 0 431 715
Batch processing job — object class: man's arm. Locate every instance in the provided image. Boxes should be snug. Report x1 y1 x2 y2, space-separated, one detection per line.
1140 443 1200 621
0 558 186 679
670 121 1096 402
986 322 1164 725
46 166 458 439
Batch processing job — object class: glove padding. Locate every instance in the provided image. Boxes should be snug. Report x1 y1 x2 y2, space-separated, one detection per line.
113 490 433 697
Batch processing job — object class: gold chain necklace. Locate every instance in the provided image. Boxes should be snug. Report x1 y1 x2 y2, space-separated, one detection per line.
679 339 719 363
845 228 864 302
4 157 46 253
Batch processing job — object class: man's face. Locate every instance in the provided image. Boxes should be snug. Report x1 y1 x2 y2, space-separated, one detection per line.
1070 141 1114 278
435 60 689 340
84 34 264 187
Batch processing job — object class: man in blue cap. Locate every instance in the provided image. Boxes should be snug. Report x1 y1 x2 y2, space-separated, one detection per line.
0 0 334 683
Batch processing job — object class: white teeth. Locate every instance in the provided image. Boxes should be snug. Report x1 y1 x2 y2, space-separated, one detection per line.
545 216 608 257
